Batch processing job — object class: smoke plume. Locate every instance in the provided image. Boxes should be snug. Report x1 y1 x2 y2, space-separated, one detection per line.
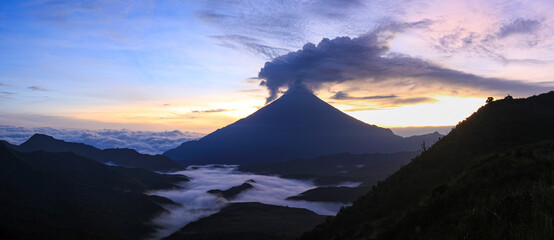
258 23 550 103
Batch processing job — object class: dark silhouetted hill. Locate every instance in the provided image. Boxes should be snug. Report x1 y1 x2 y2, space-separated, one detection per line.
0 140 17 149
207 180 255 200
300 91 554 240
15 133 183 172
0 144 188 239
164 86 440 165
287 186 371 203
164 202 328 240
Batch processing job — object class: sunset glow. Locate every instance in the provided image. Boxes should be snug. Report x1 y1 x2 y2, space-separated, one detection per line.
1 0 552 134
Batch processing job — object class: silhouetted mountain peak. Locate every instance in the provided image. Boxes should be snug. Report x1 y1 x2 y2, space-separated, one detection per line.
235 83 386 134
26 133 58 143
165 88 441 165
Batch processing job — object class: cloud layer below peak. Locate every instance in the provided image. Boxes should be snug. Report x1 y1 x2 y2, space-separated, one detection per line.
0 125 204 155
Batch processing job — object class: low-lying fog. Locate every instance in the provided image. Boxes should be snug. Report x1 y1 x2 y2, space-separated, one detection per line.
147 165 354 239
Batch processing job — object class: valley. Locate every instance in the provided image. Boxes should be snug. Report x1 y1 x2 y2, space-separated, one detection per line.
1 89 552 240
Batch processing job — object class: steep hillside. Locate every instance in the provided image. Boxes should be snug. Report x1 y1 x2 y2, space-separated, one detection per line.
300 91 554 239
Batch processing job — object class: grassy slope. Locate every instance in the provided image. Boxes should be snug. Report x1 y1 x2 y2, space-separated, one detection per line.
301 92 554 240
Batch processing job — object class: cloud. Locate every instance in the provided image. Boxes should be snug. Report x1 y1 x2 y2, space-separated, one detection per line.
258 23 551 103
147 165 348 239
30 0 103 25
498 18 541 38
237 88 263 93
28 86 49 91
391 97 436 105
431 17 549 66
191 109 230 113
210 35 290 59
196 10 234 24
194 0 408 50
331 91 397 100
341 96 437 112
0 125 204 155
1 92 15 100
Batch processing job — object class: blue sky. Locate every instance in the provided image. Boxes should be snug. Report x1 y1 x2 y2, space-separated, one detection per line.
1 0 553 133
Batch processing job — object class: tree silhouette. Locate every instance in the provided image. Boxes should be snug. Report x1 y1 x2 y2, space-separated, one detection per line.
486 97 494 104
421 141 427 152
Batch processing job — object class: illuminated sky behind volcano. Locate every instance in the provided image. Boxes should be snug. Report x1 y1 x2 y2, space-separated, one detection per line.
1 0 553 133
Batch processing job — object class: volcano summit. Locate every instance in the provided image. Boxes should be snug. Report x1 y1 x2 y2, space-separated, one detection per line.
164 85 440 166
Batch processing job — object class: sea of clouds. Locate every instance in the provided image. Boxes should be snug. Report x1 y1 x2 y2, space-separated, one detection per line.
0 125 205 155
147 165 351 239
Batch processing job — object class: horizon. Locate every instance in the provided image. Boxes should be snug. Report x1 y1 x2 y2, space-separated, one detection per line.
1 0 553 133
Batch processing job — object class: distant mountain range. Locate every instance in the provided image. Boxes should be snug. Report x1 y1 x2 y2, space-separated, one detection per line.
7 133 183 172
165 86 442 166
0 125 204 155
300 92 554 239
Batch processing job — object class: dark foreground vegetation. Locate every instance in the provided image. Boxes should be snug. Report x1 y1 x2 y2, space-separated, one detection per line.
0 144 188 239
301 91 554 239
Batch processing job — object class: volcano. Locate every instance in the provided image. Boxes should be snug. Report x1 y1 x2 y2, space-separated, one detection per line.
164 85 441 165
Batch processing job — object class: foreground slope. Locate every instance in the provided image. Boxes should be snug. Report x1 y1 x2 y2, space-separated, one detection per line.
0 144 188 239
301 92 554 240
15 134 183 172
165 86 440 165
165 202 328 240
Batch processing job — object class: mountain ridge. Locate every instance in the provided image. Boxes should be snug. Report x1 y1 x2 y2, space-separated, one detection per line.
12 133 183 172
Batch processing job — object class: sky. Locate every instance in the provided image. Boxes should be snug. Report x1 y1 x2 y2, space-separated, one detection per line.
1 0 553 134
